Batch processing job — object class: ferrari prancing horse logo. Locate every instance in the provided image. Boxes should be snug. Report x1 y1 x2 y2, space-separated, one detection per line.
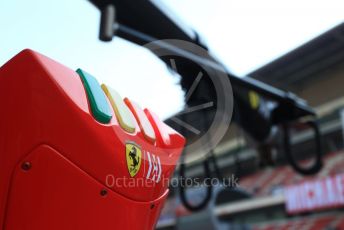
126 143 142 177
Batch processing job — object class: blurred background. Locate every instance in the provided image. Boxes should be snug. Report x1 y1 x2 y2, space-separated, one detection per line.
2 0 344 229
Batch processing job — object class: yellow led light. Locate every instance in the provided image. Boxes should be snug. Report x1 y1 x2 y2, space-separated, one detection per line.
101 84 136 133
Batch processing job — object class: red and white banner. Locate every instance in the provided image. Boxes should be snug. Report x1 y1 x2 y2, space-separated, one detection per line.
284 174 344 214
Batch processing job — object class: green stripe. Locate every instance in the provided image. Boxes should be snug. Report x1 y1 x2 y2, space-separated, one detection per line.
76 68 112 124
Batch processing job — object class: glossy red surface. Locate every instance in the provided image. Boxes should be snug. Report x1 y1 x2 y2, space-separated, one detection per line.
0 49 185 229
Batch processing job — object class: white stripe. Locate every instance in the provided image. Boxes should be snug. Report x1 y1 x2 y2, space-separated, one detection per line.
157 156 162 183
152 155 158 181
146 152 152 179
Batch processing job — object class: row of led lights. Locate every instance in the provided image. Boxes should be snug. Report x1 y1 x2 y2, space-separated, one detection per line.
76 69 156 143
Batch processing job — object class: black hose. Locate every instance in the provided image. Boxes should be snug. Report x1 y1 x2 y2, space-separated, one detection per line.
283 120 323 175
178 111 216 212
179 158 213 211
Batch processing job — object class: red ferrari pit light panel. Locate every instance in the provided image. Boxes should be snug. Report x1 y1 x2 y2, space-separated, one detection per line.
0 49 185 230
